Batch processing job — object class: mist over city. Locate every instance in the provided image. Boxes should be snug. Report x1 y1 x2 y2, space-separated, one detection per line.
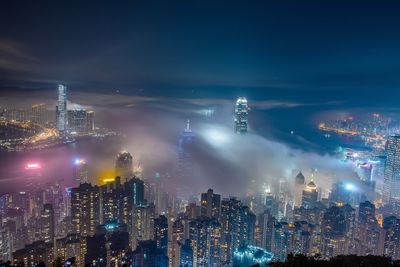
1 1 400 267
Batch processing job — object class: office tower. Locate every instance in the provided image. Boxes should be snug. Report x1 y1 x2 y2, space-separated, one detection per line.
321 204 355 258
31 103 46 125
200 188 221 218
41 204 54 243
265 187 279 218
294 171 305 207
115 151 133 180
70 183 100 236
154 215 168 254
354 201 380 255
259 211 275 251
73 158 89 184
234 97 249 134
86 110 95 132
302 180 318 209
125 177 145 206
56 84 67 132
131 204 155 250
67 109 88 134
177 120 195 193
384 135 400 203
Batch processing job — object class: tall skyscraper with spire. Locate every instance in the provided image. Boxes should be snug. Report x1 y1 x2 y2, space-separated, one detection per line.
56 84 67 132
234 97 249 134
177 120 195 191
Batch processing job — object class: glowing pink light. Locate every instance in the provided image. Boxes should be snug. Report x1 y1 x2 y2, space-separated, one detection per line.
25 163 41 170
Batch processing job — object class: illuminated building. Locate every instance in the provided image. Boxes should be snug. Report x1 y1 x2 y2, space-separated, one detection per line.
356 162 373 183
177 120 195 194
180 239 193 267
73 158 88 184
56 84 67 132
86 110 95 132
384 135 400 203
100 177 126 223
115 151 133 181
259 211 275 251
31 103 46 125
302 180 318 209
68 109 88 134
234 97 249 134
0 224 13 262
382 216 400 260
332 182 362 207
189 217 222 266
154 215 168 254
354 201 380 255
294 171 306 207
13 241 54 267
321 205 355 258
41 203 54 243
54 234 86 267
70 183 100 236
168 219 184 267
85 222 129 266
125 177 145 206
131 204 155 250
233 245 273 267
200 188 221 219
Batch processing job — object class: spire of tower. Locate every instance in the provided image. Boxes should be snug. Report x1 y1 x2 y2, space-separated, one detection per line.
186 119 190 131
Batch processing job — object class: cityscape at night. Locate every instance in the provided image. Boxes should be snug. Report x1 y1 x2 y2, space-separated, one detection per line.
1 1 400 267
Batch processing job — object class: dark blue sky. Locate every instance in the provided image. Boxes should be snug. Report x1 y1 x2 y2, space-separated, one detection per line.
1 0 400 103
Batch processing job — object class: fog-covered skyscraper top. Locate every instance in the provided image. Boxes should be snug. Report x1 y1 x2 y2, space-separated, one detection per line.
115 151 133 180
56 84 67 132
234 97 249 134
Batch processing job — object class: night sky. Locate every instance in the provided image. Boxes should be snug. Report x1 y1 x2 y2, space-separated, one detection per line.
1 1 400 104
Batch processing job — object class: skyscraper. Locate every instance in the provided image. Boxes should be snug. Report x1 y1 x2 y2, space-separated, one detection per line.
234 97 249 134
177 120 195 194
115 151 133 180
384 135 400 203
73 158 89 184
302 181 318 209
86 110 95 132
294 171 306 207
41 204 54 243
56 84 67 132
68 109 88 134
31 103 46 125
70 183 100 236
200 188 221 219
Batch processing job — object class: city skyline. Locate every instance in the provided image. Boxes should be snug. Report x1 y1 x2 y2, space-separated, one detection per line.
1 1 400 267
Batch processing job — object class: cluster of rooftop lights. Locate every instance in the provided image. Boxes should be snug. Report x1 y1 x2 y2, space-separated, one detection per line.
234 245 274 265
